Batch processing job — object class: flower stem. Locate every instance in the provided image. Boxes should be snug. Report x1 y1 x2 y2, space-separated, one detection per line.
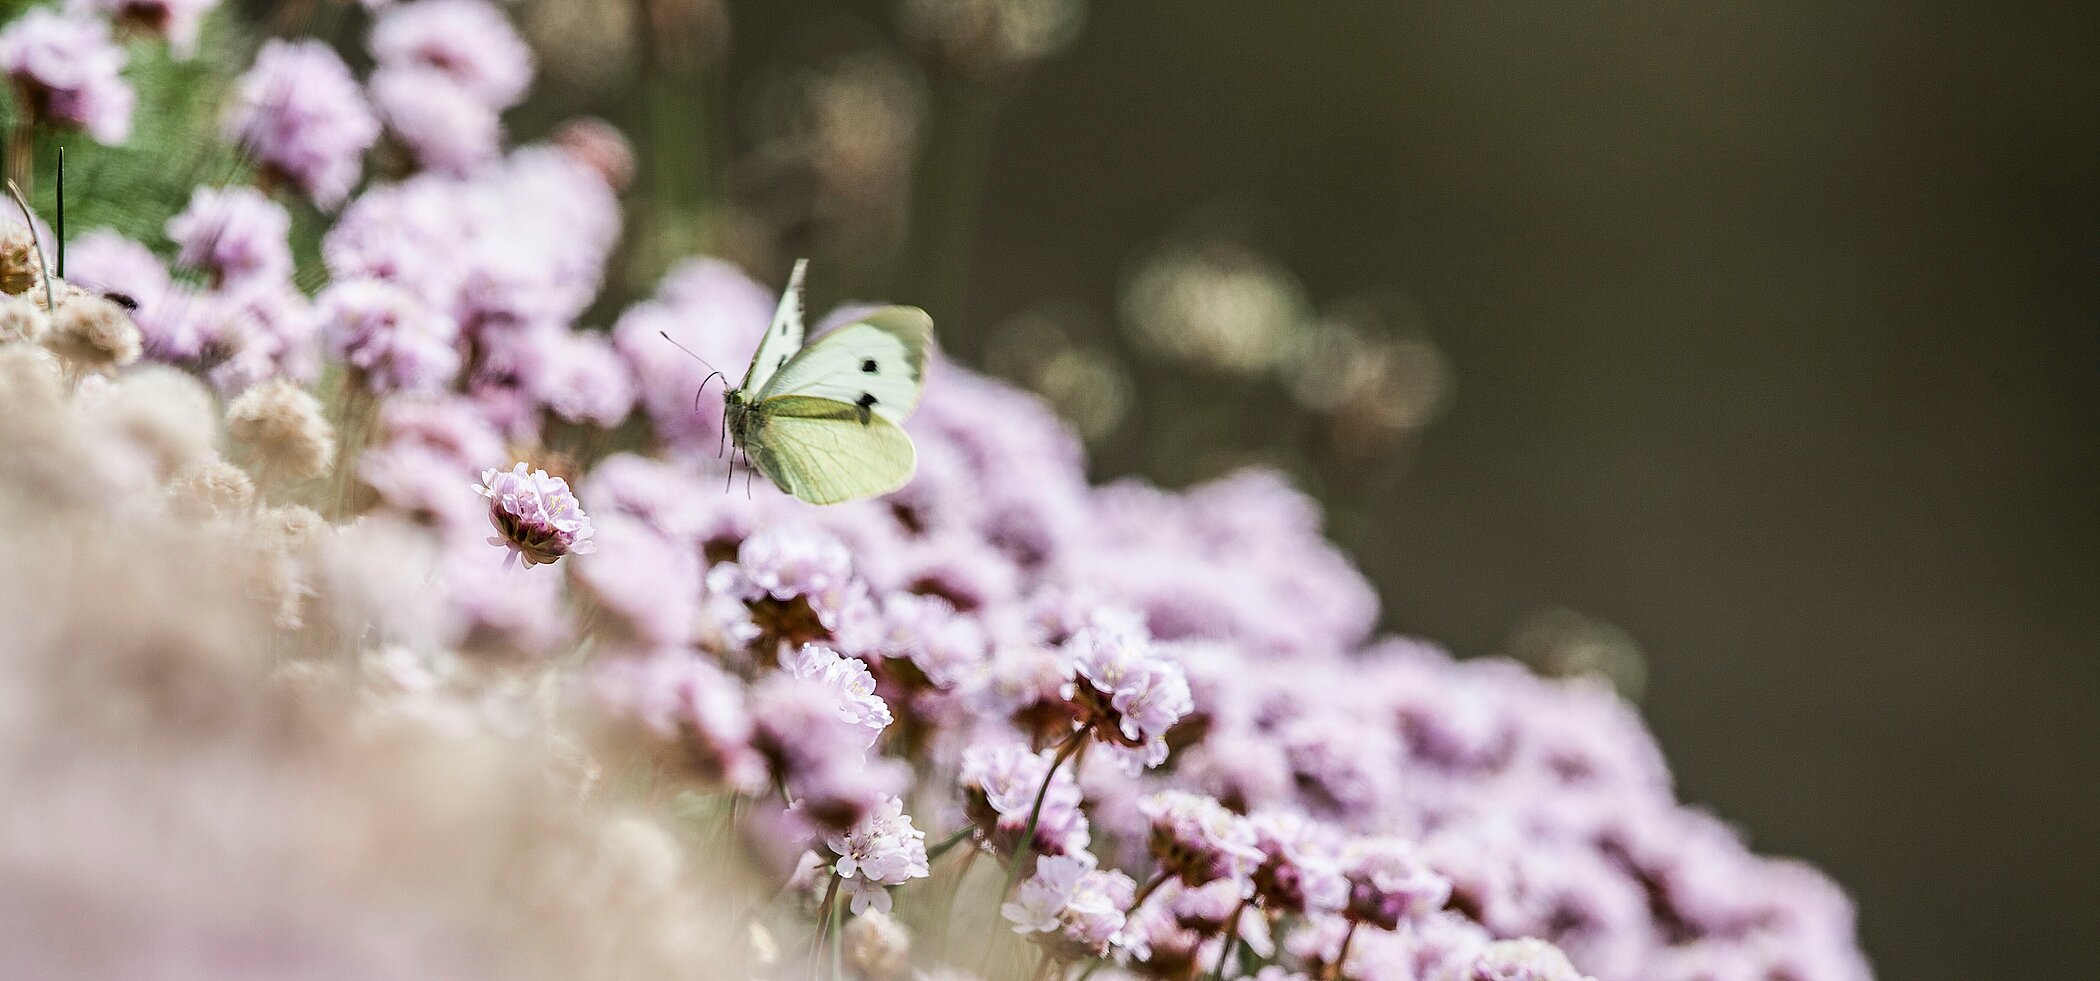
811 873 841 967
924 825 976 862
999 725 1089 901
1129 869 1171 914
1327 919 1360 981
4 177 52 312
829 889 844 981
1210 899 1248 981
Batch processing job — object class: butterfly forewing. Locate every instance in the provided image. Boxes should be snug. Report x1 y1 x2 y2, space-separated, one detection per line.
740 258 810 394
757 306 932 424
747 396 918 504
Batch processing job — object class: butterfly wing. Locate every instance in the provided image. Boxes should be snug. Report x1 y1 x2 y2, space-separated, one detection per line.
745 396 918 505
757 306 932 424
739 258 810 394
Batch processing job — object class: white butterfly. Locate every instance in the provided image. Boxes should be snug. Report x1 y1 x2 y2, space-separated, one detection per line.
672 260 933 505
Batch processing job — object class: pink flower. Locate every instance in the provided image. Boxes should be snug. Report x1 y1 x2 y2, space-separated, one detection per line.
1341 836 1451 930
1468 938 1595 981
167 186 294 288
1002 852 1138 960
592 651 764 792
368 0 532 109
1141 790 1262 888
225 40 379 207
527 328 634 428
473 462 597 568
785 643 892 749
0 9 133 143
1246 810 1347 916
961 742 1090 858
1062 617 1193 770
824 794 930 914
369 65 502 175
69 0 219 57
319 276 463 394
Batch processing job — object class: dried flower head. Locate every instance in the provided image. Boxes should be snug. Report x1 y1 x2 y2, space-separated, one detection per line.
0 294 49 344
844 908 912 981
225 377 337 480
44 294 142 373
165 457 256 519
85 365 219 479
0 226 39 295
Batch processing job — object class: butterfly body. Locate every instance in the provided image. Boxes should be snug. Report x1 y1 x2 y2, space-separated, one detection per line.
715 261 932 505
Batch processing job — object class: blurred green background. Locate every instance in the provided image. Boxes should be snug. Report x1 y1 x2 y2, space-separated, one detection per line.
71 0 2100 976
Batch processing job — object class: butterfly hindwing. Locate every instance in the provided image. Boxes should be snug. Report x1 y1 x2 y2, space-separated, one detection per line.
740 258 810 394
746 395 917 505
757 306 932 424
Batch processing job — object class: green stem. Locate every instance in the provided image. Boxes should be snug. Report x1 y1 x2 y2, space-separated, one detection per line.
1128 869 1170 914
999 726 1090 901
811 874 841 966
1327 919 1360 981
925 825 977 862
1209 899 1248 981
829 886 845 981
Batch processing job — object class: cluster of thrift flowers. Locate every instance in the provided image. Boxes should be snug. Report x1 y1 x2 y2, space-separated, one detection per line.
0 7 134 143
0 3 1875 980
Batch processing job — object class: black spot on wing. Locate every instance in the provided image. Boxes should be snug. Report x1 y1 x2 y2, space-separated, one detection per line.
856 392 878 409
861 359 878 373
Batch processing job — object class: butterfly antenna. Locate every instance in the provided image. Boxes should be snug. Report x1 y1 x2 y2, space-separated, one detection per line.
660 330 729 412
659 330 722 374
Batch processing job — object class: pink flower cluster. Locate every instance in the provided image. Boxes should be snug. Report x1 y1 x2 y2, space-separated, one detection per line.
26 2 1872 976
366 0 533 174
0 8 134 143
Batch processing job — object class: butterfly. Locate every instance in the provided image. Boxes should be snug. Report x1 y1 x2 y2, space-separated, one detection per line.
669 260 933 505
